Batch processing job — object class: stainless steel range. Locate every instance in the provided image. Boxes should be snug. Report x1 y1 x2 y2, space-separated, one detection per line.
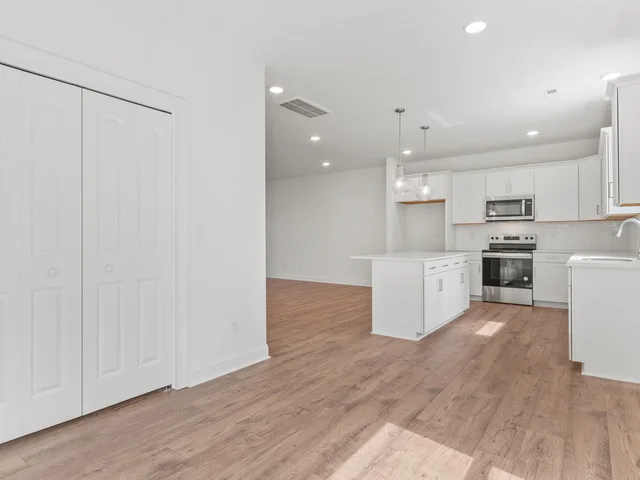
482 234 536 306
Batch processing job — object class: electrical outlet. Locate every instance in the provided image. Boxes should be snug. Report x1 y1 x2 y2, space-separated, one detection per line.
231 320 239 335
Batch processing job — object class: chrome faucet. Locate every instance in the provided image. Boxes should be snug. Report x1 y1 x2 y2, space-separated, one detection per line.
615 218 640 259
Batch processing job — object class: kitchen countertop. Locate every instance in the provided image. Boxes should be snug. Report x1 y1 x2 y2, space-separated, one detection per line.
352 252 469 262
567 251 640 269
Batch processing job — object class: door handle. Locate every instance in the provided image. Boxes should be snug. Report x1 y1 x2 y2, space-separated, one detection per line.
596 204 600 216
437 279 443 292
460 272 464 284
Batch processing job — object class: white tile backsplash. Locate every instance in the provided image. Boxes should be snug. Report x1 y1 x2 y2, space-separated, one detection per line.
455 221 632 252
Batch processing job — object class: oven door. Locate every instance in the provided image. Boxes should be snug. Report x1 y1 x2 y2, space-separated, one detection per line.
482 252 533 305
485 196 534 222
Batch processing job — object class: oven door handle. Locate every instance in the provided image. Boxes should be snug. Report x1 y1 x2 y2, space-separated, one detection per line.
483 253 533 259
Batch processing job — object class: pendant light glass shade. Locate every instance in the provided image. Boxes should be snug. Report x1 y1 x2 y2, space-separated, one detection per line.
390 108 413 196
416 174 433 201
391 165 413 195
415 125 433 201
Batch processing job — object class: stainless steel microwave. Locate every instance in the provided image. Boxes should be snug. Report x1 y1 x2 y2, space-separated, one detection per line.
485 196 535 222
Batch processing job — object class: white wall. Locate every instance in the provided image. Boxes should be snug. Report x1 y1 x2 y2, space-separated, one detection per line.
405 138 599 174
267 167 386 286
267 138 628 285
455 222 630 252
0 1 268 386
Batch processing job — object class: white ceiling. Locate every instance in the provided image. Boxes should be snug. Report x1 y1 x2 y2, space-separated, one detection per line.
262 0 640 180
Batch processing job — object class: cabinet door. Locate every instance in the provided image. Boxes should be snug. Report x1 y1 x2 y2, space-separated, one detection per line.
579 156 602 220
453 173 486 224
450 266 470 317
618 82 640 206
424 272 450 332
509 169 535 196
469 261 482 297
429 174 446 200
600 128 613 217
535 164 579 222
533 263 569 303
0 65 83 444
486 171 509 197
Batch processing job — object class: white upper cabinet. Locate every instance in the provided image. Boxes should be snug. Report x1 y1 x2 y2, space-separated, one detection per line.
612 75 640 207
578 156 602 221
535 164 579 222
486 169 534 197
395 173 446 203
509 169 535 196
452 172 486 224
485 171 510 197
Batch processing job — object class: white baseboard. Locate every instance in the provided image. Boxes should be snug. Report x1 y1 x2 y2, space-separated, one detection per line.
188 345 270 387
534 300 568 310
582 364 640 385
267 274 372 288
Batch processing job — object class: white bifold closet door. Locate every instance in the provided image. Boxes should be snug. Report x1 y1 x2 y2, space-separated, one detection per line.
82 91 173 415
0 65 82 443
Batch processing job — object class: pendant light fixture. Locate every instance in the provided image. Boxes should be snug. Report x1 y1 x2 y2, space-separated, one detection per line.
390 108 413 196
416 125 433 201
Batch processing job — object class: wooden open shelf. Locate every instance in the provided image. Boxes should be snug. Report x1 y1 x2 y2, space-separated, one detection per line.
398 199 446 206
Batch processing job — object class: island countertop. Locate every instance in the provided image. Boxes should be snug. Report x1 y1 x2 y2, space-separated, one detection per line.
351 252 469 262
567 251 640 269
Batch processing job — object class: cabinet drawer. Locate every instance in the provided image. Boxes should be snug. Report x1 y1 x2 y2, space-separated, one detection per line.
424 257 467 275
533 252 573 264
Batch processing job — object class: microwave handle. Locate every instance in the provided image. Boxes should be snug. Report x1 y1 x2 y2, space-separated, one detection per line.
522 199 526 216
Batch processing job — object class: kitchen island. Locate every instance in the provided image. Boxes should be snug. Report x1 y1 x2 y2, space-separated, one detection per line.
567 252 640 383
352 252 470 340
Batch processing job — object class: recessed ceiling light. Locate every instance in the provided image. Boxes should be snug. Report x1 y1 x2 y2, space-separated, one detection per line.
309 136 321 142
600 72 621 81
269 86 284 94
402 150 412 155
464 21 487 34
526 130 539 137
322 161 331 167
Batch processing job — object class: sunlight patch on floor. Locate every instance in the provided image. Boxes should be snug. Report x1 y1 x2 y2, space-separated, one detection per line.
488 466 519 480
325 422 463 479
328 422 524 480
475 321 505 337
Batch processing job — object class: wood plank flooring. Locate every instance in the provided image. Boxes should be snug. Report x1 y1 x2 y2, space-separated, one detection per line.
1 278 639 479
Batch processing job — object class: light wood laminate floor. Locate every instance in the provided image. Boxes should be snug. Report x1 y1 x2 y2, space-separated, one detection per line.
1 279 639 479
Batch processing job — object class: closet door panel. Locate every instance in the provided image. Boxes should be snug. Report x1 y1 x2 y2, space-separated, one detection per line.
20 72 83 437
0 65 25 444
0 65 82 444
83 91 172 415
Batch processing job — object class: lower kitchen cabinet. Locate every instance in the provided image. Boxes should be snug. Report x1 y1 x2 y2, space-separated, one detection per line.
423 262 470 334
533 262 569 304
469 260 482 297
424 271 450 333
451 265 470 317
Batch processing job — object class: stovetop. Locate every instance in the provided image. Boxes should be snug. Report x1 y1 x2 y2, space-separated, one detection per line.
486 234 537 252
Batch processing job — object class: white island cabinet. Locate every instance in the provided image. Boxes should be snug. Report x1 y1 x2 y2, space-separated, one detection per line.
352 252 470 341
567 252 640 383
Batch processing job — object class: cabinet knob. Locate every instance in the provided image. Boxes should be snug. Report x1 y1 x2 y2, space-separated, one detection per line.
48 268 58 277
105 265 114 273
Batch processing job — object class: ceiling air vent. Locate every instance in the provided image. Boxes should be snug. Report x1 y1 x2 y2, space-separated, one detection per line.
280 97 331 118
